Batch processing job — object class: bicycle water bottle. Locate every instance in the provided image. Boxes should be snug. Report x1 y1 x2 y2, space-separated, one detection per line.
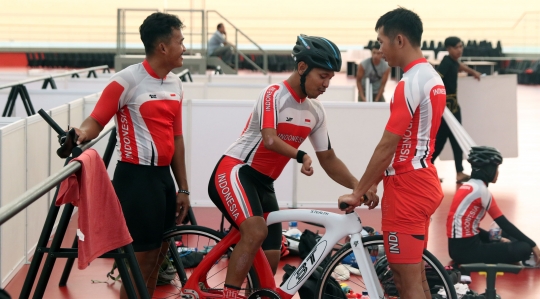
285 221 302 252
489 221 502 241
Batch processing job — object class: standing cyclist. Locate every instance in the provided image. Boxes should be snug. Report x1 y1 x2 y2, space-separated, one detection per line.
73 13 190 299
339 8 447 299
208 34 378 299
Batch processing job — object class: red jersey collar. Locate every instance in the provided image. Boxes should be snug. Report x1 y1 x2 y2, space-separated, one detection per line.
142 59 165 80
403 58 428 73
283 80 306 103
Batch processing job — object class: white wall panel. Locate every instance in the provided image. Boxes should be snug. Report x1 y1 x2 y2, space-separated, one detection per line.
439 74 518 161
0 119 27 286
295 102 389 207
25 115 50 259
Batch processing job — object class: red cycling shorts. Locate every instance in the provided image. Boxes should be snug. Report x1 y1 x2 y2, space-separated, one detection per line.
381 167 443 263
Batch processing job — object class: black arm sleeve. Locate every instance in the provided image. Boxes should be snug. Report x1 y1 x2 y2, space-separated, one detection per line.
478 228 491 243
494 215 536 247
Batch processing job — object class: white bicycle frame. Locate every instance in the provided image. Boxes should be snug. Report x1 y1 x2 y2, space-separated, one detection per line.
267 209 385 298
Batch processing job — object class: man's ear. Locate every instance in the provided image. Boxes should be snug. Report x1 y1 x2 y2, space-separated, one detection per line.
158 42 167 54
297 61 308 75
396 35 405 48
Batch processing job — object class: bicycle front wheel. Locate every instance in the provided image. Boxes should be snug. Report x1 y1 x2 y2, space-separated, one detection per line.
316 235 458 299
154 225 260 299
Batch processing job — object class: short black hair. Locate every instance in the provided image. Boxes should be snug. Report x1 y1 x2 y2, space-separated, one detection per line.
217 23 224 30
372 42 381 50
375 7 423 47
444 36 462 48
139 12 183 55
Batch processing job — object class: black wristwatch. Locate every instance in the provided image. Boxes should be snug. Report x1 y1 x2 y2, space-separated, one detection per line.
178 189 190 195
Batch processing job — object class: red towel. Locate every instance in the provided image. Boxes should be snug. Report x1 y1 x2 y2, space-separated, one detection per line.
57 149 132 270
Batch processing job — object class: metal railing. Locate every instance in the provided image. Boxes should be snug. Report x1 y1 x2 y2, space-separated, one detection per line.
164 9 205 57
206 10 268 74
116 8 159 56
0 123 115 226
0 65 109 117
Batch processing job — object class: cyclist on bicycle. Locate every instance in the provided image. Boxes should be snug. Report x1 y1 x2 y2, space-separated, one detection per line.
339 8 447 299
447 146 540 266
208 34 379 299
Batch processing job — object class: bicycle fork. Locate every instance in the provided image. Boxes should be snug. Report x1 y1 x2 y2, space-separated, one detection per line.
349 233 385 299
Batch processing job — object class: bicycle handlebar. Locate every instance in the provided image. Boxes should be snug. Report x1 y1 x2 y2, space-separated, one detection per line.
339 195 368 210
37 108 81 158
38 109 66 137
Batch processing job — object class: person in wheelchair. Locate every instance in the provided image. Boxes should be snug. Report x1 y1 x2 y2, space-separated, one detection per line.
447 146 540 267
207 34 379 299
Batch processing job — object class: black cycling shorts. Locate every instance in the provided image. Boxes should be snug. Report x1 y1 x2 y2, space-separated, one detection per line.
208 156 282 251
113 161 176 252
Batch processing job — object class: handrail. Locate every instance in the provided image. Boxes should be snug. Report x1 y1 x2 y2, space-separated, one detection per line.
207 10 268 74
0 123 115 226
0 65 109 91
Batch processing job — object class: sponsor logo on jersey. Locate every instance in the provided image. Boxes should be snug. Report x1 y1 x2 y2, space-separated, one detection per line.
432 88 446 96
304 119 311 123
264 85 279 112
398 122 413 162
149 94 157 99
119 107 134 160
278 133 305 144
286 117 293 122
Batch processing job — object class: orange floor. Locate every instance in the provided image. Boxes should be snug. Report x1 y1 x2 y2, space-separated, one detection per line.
4 76 540 298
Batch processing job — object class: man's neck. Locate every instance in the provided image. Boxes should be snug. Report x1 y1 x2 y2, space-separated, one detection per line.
286 73 307 99
146 57 170 79
399 48 424 70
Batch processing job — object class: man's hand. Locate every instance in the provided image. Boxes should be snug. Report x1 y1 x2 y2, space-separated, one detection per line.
176 193 190 225
358 95 366 102
500 237 511 243
301 154 314 176
72 128 90 145
473 70 482 81
363 184 379 209
338 193 364 213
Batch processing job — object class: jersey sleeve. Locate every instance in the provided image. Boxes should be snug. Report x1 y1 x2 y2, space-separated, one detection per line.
90 79 126 127
486 194 503 219
385 80 418 136
309 103 332 152
173 91 183 136
257 84 280 130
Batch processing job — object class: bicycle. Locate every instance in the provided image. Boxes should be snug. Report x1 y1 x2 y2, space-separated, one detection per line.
156 205 458 299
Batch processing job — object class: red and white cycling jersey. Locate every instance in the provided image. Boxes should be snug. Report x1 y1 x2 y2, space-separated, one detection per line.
90 60 183 166
385 58 446 176
446 178 503 238
224 80 331 180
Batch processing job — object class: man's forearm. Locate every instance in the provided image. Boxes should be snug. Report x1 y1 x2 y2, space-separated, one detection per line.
171 136 189 190
352 143 394 198
320 155 357 189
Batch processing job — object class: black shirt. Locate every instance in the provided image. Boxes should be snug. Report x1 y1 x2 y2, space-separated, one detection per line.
437 55 460 95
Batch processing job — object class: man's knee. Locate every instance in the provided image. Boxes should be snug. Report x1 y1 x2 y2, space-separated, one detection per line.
239 217 268 245
513 241 533 261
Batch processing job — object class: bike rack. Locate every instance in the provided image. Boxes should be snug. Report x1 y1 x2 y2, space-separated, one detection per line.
0 65 110 117
19 110 149 299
